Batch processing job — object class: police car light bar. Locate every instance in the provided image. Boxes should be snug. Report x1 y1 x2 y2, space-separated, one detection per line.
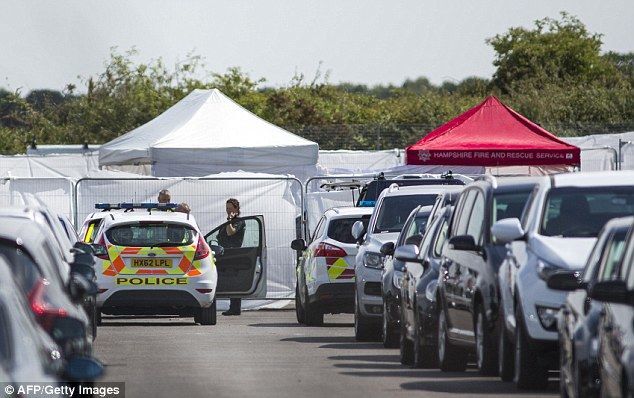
95 203 178 211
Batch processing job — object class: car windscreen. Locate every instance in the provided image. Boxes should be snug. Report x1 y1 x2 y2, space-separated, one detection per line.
374 195 438 233
106 223 196 247
541 187 634 238
357 179 463 206
328 216 369 244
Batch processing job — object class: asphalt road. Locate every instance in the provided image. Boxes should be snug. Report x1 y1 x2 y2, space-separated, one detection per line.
95 310 558 398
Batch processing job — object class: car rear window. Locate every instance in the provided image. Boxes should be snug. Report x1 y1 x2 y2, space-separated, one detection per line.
106 223 195 247
357 179 464 206
541 187 634 238
374 194 438 233
328 216 369 244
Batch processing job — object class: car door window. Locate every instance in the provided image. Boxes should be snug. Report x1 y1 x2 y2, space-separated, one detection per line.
466 192 485 245
312 217 326 243
598 229 628 281
433 219 450 258
454 190 476 236
83 219 103 243
207 219 261 250
0 304 11 368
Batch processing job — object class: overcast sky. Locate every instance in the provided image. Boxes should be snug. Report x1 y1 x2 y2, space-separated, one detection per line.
1 0 632 93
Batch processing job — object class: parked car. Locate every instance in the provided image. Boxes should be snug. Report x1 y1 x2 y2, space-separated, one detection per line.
0 215 94 358
493 170 634 389
436 176 538 374
351 185 451 340
548 216 634 398
380 205 433 347
587 216 634 397
293 207 373 325
355 173 467 207
397 204 454 368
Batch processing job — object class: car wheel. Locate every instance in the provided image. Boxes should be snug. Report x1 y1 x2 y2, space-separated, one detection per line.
355 291 379 341
399 308 414 366
382 300 399 348
412 301 437 369
95 309 102 326
475 304 498 376
437 308 467 372
498 310 514 382
514 303 548 389
303 286 323 326
197 300 217 325
559 340 571 398
91 305 98 340
295 283 306 324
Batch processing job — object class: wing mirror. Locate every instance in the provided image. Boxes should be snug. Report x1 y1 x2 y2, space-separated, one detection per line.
210 245 224 257
64 356 104 381
380 242 395 256
448 235 479 251
394 244 423 263
589 280 633 304
491 218 525 243
546 271 584 291
351 221 366 244
291 238 307 252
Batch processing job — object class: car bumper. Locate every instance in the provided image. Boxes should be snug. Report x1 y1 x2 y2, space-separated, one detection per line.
308 283 355 313
356 266 383 318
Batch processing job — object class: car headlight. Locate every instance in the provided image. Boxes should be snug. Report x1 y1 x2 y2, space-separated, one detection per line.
537 259 565 281
364 252 384 269
393 271 404 288
536 305 559 331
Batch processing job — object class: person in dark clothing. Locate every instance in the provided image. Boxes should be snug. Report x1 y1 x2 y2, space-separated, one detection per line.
218 198 246 316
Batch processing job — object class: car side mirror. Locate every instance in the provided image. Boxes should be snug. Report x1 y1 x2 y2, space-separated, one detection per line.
589 280 632 304
64 356 104 381
351 221 366 242
210 245 224 257
380 242 395 256
404 234 423 247
73 241 95 254
491 218 525 243
291 238 307 252
448 235 478 251
394 244 422 263
547 271 582 291
69 274 94 303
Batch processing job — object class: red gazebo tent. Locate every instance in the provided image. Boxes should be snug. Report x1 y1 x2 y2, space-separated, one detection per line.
405 96 580 168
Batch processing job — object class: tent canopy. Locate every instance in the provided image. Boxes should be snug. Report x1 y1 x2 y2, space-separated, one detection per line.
99 89 318 175
406 96 580 167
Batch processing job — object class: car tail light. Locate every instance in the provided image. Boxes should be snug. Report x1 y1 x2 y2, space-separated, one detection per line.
314 243 347 258
95 236 109 260
28 279 68 332
194 235 210 260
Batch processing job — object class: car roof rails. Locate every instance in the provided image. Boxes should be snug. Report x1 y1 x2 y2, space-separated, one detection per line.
95 202 178 213
320 181 363 191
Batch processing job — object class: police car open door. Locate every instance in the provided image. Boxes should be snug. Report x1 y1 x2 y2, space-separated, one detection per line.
205 216 267 299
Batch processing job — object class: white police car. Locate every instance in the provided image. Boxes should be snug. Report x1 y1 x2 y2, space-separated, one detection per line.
86 203 219 325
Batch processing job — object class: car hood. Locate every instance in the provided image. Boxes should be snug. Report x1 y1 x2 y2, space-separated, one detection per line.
530 235 596 270
366 232 400 252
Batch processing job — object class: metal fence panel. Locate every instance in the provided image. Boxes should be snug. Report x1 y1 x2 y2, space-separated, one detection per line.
75 177 302 299
0 177 75 220
579 147 617 171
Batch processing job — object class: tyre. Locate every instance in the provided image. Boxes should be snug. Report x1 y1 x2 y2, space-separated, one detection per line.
559 341 571 398
437 308 467 372
91 305 97 340
295 283 305 324
382 300 399 348
304 285 323 326
475 304 498 376
197 300 217 325
400 309 414 366
514 303 548 390
498 310 514 382
412 302 438 368
354 291 379 341
95 309 102 326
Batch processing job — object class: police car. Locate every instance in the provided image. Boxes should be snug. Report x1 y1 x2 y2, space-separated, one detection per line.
84 203 219 325
292 207 373 325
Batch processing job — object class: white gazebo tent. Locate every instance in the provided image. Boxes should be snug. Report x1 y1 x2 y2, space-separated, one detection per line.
99 89 319 177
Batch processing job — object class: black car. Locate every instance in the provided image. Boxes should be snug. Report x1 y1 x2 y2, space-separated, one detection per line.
436 177 537 374
356 174 465 207
586 216 634 398
548 216 633 397
397 204 454 368
380 205 433 347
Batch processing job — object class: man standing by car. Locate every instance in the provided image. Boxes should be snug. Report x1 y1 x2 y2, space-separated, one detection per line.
218 198 246 315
